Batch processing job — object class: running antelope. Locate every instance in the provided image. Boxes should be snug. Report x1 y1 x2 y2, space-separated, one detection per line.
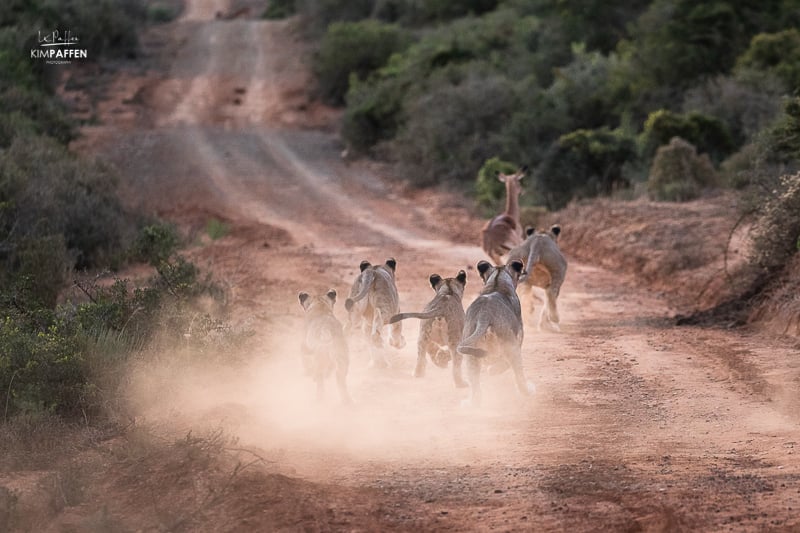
480 166 527 265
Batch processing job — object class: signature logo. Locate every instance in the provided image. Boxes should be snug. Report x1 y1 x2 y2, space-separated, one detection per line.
37 29 80 47
30 29 88 64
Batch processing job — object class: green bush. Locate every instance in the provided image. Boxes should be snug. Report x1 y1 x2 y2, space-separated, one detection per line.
535 127 637 209
314 20 412 105
0 112 36 148
751 172 800 274
0 87 74 145
717 94 800 193
681 75 783 147
374 0 500 24
295 0 373 34
341 9 541 153
342 72 407 152
0 317 86 417
205 218 230 240
766 96 800 163
640 109 734 164
0 136 134 270
147 3 177 23
647 137 718 201
263 0 296 19
131 223 180 266
12 236 72 309
388 71 516 184
735 29 800 92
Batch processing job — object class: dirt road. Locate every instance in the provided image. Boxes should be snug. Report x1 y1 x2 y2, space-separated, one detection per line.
88 3 800 531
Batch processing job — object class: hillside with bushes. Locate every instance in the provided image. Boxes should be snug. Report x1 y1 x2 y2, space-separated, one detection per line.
0 0 227 422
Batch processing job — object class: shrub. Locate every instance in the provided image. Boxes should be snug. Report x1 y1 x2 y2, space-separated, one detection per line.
0 316 86 417
388 71 516 185
374 0 500 24
0 87 74 145
263 0 296 19
640 109 735 164
295 0 373 34
313 20 412 105
535 127 636 209
342 72 407 152
681 75 783 147
750 172 800 274
59 0 145 59
735 29 800 92
11 236 72 309
766 96 800 163
548 44 617 130
647 137 718 201
0 136 134 270
342 9 541 153
205 218 230 240
131 223 181 266
147 3 178 23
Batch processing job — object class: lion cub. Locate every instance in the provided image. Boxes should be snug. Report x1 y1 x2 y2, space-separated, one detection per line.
389 270 468 388
507 224 567 331
457 260 534 407
344 258 406 368
298 289 350 404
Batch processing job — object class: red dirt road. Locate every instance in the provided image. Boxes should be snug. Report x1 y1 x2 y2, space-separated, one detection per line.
78 3 800 531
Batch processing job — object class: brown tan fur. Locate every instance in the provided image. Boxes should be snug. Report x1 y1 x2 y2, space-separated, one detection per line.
298 289 350 404
480 166 527 264
507 224 567 331
457 260 535 407
345 258 406 368
389 270 468 388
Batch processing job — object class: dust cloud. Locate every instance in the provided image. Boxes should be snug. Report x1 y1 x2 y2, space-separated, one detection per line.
124 318 537 478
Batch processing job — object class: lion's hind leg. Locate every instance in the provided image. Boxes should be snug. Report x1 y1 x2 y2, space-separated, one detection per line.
509 344 535 397
389 320 405 349
462 354 483 408
414 336 428 378
335 345 351 405
450 347 468 388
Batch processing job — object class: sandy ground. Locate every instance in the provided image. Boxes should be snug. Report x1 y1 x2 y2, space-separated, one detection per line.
25 2 800 531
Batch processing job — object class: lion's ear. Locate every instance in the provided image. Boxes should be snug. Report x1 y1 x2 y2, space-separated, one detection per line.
359 260 371 272
477 261 492 279
326 289 337 304
298 292 310 309
509 260 524 274
385 258 397 272
456 270 467 285
429 274 442 289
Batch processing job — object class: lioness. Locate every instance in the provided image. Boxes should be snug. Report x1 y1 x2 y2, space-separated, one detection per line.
389 270 468 388
457 260 534 407
507 224 567 331
298 289 350 404
345 258 406 368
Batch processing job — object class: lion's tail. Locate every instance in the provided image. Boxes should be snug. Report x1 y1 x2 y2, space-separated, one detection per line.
457 320 490 358
518 247 541 283
389 310 441 324
345 270 374 312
